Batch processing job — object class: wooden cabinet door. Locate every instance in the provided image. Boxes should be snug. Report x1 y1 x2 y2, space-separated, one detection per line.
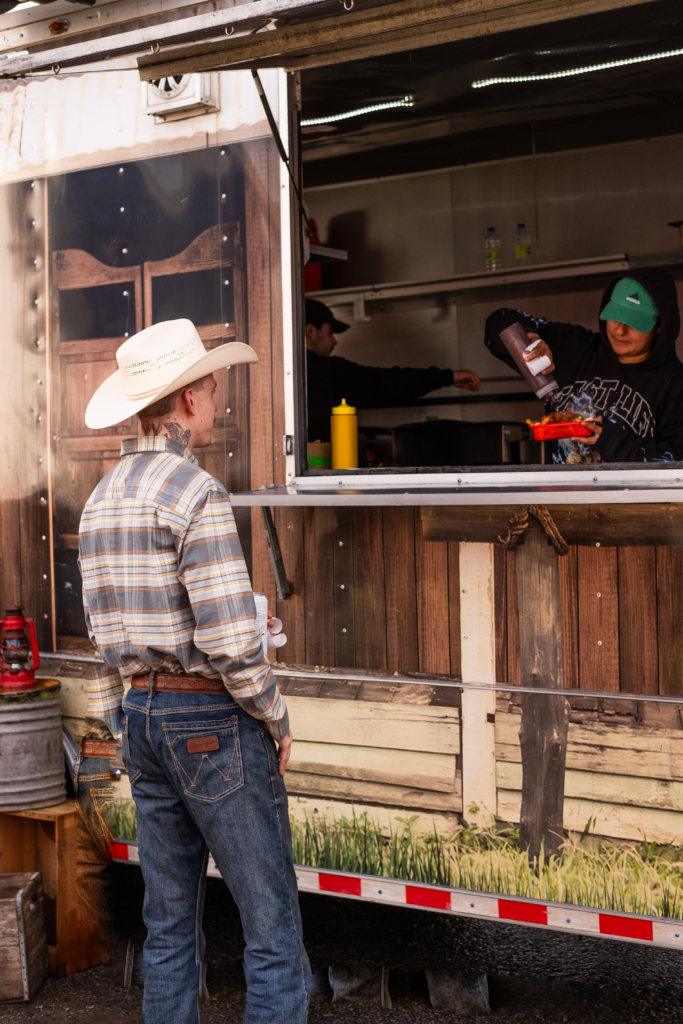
51 249 143 647
50 224 249 647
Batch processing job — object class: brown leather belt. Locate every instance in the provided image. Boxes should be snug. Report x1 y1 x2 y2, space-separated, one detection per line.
130 672 226 694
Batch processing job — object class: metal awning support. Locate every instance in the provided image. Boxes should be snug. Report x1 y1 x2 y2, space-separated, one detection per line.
0 0 661 78
261 506 291 600
134 0 660 78
0 0 338 75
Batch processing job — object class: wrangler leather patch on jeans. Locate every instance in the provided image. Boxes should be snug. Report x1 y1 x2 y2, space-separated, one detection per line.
165 718 244 802
186 735 219 754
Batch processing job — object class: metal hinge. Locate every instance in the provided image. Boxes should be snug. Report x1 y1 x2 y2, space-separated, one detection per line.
283 434 293 456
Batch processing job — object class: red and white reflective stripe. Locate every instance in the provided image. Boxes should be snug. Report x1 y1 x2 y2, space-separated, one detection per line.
295 868 683 951
110 842 683 952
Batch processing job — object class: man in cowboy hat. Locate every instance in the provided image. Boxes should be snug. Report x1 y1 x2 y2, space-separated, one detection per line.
79 320 311 1024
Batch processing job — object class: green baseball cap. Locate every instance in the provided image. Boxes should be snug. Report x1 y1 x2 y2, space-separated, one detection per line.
600 277 659 333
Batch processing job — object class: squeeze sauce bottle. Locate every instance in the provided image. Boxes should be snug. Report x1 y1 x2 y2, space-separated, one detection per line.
331 398 358 469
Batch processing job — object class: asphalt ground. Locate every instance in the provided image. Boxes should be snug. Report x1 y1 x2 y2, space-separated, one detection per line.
2 865 683 1023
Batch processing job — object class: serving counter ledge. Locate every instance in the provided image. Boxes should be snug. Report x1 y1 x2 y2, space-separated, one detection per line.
230 463 683 508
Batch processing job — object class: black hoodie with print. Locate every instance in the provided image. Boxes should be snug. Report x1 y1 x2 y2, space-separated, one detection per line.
484 268 683 463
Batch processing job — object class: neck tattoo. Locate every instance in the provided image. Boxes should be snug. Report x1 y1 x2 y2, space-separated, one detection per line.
143 421 192 449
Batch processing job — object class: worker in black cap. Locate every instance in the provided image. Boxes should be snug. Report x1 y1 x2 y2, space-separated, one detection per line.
305 298 481 442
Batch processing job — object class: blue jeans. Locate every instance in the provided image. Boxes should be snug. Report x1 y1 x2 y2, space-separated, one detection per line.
123 685 311 1024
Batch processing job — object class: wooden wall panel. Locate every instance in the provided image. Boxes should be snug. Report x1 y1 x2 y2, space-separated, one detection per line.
415 516 450 675
493 544 507 685
275 505 306 664
352 508 387 671
559 546 579 691
303 506 336 666
383 508 419 674
505 551 521 686
577 547 619 692
656 547 683 696
447 541 461 678
0 181 52 648
244 138 280 618
333 508 355 667
618 547 658 695
497 541 683 696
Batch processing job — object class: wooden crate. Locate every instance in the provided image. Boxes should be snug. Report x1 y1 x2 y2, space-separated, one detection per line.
0 801 103 976
0 872 49 1002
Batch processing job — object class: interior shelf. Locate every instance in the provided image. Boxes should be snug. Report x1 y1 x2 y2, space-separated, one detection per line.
306 251 683 313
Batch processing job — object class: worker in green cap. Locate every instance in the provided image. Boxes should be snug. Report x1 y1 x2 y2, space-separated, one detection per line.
485 268 683 463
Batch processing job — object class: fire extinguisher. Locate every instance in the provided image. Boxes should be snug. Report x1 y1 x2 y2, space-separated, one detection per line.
0 606 40 689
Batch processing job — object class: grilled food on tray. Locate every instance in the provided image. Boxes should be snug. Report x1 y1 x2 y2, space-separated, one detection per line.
526 410 595 440
525 411 583 426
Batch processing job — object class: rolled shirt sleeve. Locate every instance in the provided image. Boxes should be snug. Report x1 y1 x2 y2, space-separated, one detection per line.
176 487 289 740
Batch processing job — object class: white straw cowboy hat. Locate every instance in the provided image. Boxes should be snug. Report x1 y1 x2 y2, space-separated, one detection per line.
85 319 258 429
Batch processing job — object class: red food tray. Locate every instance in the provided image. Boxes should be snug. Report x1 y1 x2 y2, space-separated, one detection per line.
531 421 595 441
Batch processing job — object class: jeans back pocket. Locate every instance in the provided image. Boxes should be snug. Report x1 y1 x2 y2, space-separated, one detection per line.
164 717 244 803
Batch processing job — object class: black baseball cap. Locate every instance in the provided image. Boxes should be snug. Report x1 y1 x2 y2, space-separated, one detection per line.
305 298 350 334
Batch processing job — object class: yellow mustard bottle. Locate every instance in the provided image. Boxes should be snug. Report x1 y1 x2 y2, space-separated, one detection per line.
331 398 358 469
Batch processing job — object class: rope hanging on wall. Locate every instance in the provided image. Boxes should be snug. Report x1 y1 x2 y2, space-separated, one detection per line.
498 504 569 556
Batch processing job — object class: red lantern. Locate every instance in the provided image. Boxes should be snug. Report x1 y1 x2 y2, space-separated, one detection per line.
0 606 40 689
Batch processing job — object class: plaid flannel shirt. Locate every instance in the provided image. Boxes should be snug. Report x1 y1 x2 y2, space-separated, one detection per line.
78 436 288 740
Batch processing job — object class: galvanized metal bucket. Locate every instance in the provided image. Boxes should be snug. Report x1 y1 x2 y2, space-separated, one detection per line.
0 683 66 811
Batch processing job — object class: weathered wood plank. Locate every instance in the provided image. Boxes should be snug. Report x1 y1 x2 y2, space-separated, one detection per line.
352 507 388 671
459 542 498 827
383 507 418 674
559 545 579 691
506 550 521 686
286 772 462 814
493 543 507 684
498 760 683 813
496 712 683 780
286 695 460 754
415 515 450 675
136 0 663 80
577 546 619 692
515 517 569 859
334 508 355 667
288 793 460 834
275 506 306 664
656 547 683 696
303 507 336 666
497 790 683 845
618 547 658 695
447 541 461 678
244 140 277 619
421 504 683 548
290 741 457 792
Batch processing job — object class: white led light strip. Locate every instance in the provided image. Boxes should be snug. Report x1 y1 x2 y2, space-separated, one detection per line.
301 95 415 126
472 47 683 88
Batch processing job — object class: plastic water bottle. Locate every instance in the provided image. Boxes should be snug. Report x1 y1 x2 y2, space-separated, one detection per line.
484 227 502 272
514 223 533 265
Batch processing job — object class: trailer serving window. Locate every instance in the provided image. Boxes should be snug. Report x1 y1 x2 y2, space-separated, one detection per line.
270 1 683 490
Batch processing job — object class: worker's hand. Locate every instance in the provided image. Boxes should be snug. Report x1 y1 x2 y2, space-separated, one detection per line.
571 415 603 445
453 370 481 391
277 730 293 777
524 332 555 375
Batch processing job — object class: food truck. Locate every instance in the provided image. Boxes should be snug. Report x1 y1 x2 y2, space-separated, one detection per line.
1 0 683 989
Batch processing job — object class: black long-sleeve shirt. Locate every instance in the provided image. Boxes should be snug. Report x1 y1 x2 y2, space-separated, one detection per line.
485 268 683 463
306 350 453 442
